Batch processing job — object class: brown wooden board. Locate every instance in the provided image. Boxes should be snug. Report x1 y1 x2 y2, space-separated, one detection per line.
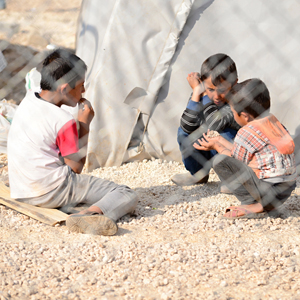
0 182 68 226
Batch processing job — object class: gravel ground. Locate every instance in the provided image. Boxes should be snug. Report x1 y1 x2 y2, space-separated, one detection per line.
1 156 300 300
2 1 300 299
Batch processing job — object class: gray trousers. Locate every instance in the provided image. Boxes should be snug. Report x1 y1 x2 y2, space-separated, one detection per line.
17 168 138 221
213 154 296 211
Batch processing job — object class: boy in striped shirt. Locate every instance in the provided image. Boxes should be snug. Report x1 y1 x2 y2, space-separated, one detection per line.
172 53 240 186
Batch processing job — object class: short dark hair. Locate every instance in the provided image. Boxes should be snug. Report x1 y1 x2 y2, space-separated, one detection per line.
40 48 87 91
227 78 271 118
201 53 237 86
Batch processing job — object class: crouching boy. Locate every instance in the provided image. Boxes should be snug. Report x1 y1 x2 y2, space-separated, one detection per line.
172 53 240 187
194 78 296 219
8 49 138 234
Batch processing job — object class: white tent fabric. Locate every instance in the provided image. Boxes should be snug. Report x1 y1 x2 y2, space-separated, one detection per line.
76 0 300 170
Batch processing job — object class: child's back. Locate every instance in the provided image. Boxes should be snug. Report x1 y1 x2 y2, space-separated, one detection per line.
8 90 76 198
233 113 296 181
229 78 296 182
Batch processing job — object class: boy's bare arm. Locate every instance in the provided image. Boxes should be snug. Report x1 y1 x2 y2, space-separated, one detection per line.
64 98 95 174
216 135 234 152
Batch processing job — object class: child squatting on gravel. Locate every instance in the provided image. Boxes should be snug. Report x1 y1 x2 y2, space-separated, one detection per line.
7 49 138 235
172 53 241 187
194 79 297 219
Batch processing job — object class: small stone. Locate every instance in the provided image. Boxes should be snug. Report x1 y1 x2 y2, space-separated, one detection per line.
220 281 228 287
257 280 267 286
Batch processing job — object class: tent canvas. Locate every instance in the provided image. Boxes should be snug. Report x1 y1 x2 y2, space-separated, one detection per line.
76 0 300 170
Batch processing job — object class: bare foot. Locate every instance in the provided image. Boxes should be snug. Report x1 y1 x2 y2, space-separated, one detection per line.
223 203 263 218
78 206 102 214
67 206 103 218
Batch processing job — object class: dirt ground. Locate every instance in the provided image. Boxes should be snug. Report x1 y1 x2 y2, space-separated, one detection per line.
0 0 82 104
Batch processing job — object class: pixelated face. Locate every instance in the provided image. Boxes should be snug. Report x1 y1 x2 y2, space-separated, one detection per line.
203 77 233 107
66 78 86 107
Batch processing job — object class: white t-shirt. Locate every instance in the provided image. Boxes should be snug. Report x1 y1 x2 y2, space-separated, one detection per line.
8 91 79 198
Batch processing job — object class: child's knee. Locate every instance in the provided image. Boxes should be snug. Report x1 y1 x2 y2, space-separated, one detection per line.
120 185 139 212
105 187 138 221
126 188 139 210
212 154 228 169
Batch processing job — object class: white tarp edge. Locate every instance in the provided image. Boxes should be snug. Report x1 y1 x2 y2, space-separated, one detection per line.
76 0 195 169
77 0 300 169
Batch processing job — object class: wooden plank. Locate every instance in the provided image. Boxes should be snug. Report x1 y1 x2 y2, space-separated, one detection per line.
0 182 68 226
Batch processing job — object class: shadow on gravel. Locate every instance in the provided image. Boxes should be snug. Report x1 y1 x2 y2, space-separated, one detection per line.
129 182 300 221
115 227 132 236
127 182 222 220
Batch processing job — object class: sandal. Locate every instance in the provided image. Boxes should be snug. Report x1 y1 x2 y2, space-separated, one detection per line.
222 206 267 219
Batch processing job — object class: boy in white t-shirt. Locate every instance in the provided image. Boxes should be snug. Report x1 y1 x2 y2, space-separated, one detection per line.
8 49 138 235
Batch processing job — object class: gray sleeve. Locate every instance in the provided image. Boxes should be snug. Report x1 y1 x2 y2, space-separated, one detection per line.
203 102 240 132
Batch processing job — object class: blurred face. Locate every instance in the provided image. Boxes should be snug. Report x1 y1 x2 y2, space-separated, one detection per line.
230 104 247 127
203 76 233 107
66 78 86 107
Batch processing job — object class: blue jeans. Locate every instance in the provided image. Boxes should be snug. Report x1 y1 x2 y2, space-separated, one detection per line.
177 126 237 175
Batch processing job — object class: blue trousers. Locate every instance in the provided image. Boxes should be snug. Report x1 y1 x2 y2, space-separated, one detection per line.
177 126 237 175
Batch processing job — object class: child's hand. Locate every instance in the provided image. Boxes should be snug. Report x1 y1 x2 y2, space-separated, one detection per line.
78 98 94 125
187 72 205 103
187 72 204 90
193 131 217 151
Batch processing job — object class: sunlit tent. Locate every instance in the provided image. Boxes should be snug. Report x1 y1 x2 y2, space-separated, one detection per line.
76 0 300 171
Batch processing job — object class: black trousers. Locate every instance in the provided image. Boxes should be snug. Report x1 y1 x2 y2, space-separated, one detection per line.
213 154 296 211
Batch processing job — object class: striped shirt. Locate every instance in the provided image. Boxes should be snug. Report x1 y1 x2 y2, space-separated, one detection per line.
180 95 240 134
